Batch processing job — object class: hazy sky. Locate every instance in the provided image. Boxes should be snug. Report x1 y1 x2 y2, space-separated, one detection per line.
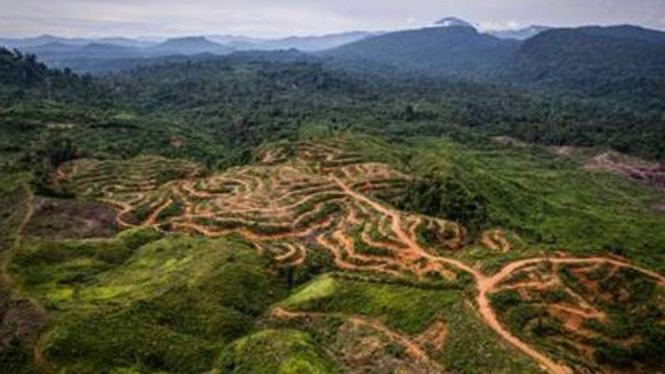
1 0 664 38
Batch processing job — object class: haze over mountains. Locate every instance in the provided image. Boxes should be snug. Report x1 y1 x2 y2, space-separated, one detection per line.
0 17 549 65
0 31 379 60
2 16 664 104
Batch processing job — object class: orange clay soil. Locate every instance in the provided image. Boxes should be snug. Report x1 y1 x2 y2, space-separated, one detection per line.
482 229 512 253
54 142 665 374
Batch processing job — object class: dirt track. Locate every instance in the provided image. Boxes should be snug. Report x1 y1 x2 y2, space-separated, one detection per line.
272 307 439 369
52 142 665 374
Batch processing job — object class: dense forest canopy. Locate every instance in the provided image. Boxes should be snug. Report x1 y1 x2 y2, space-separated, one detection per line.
2 44 664 169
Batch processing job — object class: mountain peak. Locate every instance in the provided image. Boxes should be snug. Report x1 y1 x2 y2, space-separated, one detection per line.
152 36 229 55
435 17 475 29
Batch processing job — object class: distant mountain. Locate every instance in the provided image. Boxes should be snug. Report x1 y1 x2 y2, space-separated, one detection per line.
206 32 378 52
435 17 475 29
489 26 550 40
23 42 144 61
575 25 665 44
79 43 145 59
98 37 157 49
23 42 80 54
513 25 665 104
324 26 518 77
0 35 157 50
206 35 263 48
150 36 230 55
255 32 379 52
1 31 373 58
0 34 90 49
515 25 665 84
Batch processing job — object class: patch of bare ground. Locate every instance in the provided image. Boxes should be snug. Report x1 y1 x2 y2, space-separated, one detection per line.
482 229 512 253
22 197 119 240
0 186 48 368
548 146 578 157
170 136 184 149
0 298 47 352
493 136 529 148
331 321 441 374
415 320 447 353
585 151 665 190
271 308 441 374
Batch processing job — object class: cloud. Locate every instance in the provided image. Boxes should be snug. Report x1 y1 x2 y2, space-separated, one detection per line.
0 0 663 38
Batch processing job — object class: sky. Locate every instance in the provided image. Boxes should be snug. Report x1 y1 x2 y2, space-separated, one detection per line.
1 0 664 39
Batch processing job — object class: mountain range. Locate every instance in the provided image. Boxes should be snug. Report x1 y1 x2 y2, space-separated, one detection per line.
0 17 551 64
323 22 665 100
2 17 664 101
0 31 377 60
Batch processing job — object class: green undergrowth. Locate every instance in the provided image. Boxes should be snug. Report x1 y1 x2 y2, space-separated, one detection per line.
281 274 545 373
0 174 40 374
10 228 163 308
0 102 227 171
282 274 458 334
400 137 665 272
308 133 665 272
9 230 289 373
440 299 546 374
490 266 665 372
215 329 340 374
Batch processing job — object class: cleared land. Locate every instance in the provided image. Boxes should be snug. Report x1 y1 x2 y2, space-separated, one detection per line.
41 138 665 374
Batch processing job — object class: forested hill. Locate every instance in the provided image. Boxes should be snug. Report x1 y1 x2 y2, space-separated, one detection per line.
324 26 519 78
2 44 665 177
0 47 102 104
323 24 665 108
514 26 665 105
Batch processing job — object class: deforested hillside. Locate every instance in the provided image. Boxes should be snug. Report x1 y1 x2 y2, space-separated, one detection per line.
2 131 664 374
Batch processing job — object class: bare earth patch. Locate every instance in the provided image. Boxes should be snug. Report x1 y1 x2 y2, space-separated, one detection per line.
585 151 665 190
549 146 578 157
22 197 119 241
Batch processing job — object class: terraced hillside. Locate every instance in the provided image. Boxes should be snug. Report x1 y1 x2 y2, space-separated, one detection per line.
3 136 665 374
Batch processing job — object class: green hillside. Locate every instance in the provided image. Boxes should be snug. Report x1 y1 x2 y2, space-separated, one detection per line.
1 34 664 374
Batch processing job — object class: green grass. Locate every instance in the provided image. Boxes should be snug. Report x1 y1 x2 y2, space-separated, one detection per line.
404 137 665 272
282 275 458 334
9 230 290 374
9 228 163 309
282 274 337 306
215 329 340 374
0 174 41 374
441 300 546 374
282 274 545 373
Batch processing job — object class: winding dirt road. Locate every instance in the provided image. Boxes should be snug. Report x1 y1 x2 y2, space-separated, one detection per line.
332 176 665 374
53 146 665 374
